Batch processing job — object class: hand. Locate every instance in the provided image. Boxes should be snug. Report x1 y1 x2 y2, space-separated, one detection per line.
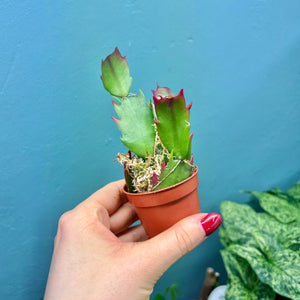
44 180 222 300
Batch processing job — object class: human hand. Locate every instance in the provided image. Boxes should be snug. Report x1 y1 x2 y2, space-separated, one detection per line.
44 180 222 300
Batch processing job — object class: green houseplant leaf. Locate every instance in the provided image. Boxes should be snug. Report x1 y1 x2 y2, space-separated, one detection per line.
287 179 300 201
243 189 300 224
220 201 274 245
219 227 232 248
220 181 300 300
153 283 180 300
221 249 275 300
228 243 300 299
164 283 180 300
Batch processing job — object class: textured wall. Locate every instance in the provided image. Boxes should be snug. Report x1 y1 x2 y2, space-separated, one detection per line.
1 1 300 299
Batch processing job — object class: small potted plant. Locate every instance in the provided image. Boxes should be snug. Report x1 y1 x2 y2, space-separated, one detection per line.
100 47 200 237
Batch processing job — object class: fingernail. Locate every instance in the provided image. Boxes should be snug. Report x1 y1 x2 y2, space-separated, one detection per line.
200 213 223 236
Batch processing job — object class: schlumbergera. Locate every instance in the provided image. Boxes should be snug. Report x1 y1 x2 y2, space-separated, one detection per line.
100 47 195 193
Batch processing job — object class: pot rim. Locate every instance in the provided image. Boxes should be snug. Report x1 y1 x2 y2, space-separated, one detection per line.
123 167 199 207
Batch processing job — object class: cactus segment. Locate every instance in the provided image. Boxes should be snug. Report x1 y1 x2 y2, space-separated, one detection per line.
153 86 191 159
124 166 135 193
153 155 192 191
113 89 156 158
186 133 193 160
152 85 175 98
101 47 133 97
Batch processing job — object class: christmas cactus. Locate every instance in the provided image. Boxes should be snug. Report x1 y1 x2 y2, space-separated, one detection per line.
100 47 195 193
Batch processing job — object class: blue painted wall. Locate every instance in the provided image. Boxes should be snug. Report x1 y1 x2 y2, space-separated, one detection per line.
1 1 300 299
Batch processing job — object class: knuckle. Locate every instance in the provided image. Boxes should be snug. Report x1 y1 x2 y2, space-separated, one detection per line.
174 227 194 256
97 205 110 226
57 210 75 236
97 204 107 217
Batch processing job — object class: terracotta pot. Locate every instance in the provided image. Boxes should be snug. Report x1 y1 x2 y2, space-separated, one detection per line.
123 168 200 237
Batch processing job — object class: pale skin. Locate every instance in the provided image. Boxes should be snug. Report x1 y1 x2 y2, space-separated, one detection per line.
44 180 211 300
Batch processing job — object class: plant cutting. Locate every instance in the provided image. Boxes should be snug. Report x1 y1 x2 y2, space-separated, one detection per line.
100 47 200 237
153 283 180 300
219 180 300 300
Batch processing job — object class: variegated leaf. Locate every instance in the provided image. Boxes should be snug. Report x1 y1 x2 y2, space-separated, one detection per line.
221 249 275 300
244 190 300 224
288 180 300 201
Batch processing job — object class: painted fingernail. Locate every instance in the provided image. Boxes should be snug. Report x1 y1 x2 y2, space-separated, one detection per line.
200 213 223 236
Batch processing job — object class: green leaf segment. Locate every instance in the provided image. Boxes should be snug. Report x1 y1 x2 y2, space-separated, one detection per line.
112 90 155 158
101 47 132 97
153 155 192 191
100 48 195 192
153 86 192 160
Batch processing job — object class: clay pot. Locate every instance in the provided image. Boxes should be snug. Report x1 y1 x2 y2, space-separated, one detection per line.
123 168 200 237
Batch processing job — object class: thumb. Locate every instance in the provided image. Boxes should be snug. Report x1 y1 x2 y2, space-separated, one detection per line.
142 213 222 277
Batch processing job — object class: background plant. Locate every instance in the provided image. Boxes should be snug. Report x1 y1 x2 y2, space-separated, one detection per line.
220 180 300 300
153 283 180 300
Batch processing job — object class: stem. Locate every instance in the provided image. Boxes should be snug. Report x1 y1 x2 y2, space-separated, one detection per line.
112 96 122 104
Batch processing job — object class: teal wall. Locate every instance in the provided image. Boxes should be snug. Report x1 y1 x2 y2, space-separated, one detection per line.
1 1 300 299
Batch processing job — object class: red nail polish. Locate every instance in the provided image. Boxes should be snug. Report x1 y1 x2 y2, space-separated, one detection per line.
200 213 223 236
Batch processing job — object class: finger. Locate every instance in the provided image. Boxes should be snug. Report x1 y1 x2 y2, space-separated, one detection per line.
118 224 148 243
139 213 222 277
79 179 127 215
110 202 139 234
